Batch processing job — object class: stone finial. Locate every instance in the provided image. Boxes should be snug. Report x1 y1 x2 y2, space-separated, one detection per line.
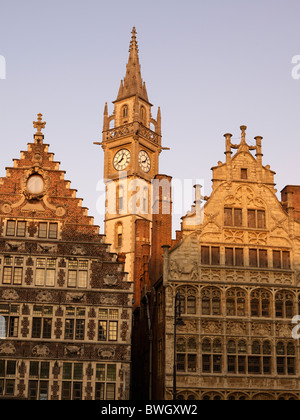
33 113 46 135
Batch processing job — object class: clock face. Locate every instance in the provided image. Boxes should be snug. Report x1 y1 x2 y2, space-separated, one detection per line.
139 150 151 173
26 175 45 195
113 149 131 171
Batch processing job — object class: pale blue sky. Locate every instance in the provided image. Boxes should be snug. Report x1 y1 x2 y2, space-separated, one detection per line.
1 0 300 233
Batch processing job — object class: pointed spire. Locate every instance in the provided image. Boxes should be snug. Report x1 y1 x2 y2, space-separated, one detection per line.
103 102 109 131
116 27 149 103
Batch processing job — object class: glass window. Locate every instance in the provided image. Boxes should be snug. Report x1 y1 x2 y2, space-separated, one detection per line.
6 221 16 236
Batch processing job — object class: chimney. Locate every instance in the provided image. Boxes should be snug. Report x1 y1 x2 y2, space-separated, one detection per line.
151 174 172 284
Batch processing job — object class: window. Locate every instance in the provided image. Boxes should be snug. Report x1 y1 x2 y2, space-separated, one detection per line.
202 339 222 374
176 337 197 373
62 363 83 400
275 291 294 318
98 309 119 342
29 361 50 400
227 340 247 374
251 289 271 318
0 304 20 338
122 105 128 118
64 307 86 340
38 222 58 239
178 287 197 315
248 341 272 375
115 223 123 248
201 288 221 316
32 305 53 339
201 246 220 265
67 260 88 288
140 106 146 125
273 250 291 270
16 221 26 237
226 289 246 317
36 258 56 287
248 209 266 229
225 248 244 267
0 360 16 397
95 364 117 400
241 168 248 180
276 342 296 375
2 257 24 285
224 208 243 227
6 221 16 236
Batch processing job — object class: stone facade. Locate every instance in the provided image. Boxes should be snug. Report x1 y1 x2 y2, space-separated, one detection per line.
0 116 133 400
152 126 300 400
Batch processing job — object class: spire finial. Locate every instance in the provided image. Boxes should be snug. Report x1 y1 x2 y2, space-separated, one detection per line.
129 27 138 53
33 113 46 135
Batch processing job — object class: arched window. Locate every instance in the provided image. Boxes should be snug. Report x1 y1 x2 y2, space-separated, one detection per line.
122 105 128 119
226 288 246 317
275 291 294 318
178 287 197 315
276 341 296 375
176 337 197 373
202 338 222 373
227 340 247 374
251 289 272 318
115 223 123 248
201 287 221 316
140 106 146 125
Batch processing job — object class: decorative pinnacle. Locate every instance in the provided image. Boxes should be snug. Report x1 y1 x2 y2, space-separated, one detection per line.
33 113 46 135
129 27 138 53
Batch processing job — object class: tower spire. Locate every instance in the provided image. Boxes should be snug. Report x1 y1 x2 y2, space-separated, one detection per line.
116 27 149 103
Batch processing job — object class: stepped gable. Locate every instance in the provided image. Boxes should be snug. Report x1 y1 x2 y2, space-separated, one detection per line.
0 114 101 242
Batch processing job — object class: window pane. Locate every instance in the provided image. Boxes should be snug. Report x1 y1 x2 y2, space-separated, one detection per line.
3 267 12 284
38 223 47 238
73 364 83 380
257 210 266 228
96 364 105 381
224 208 233 226
259 250 268 268
65 319 74 340
211 247 220 265
273 251 281 269
63 363 72 380
234 209 243 227
106 384 116 400
68 271 77 287
249 249 258 267
13 268 23 285
98 321 107 341
109 322 118 341
46 270 55 287
107 365 116 381
225 248 234 266
248 210 256 228
282 252 291 269
16 221 26 237
235 248 244 267
6 221 16 236
78 271 87 288
36 269 45 286
201 246 210 265
48 223 58 239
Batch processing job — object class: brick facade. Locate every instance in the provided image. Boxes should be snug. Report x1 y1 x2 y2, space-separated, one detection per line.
0 117 133 400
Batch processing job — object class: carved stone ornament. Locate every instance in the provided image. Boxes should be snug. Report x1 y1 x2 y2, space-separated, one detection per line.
20 167 51 201
32 345 50 357
99 295 118 306
66 293 86 303
36 291 52 302
2 289 20 300
104 275 118 286
64 346 83 357
97 348 115 359
0 342 16 355
1 203 12 214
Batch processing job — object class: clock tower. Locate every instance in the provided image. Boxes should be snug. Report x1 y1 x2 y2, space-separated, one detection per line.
100 28 163 285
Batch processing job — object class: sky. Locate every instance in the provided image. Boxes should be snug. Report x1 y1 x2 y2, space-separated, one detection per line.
1 0 300 234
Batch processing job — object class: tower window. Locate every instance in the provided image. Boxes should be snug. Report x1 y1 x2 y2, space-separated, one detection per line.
115 223 123 248
122 105 128 119
140 106 146 125
241 169 248 180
